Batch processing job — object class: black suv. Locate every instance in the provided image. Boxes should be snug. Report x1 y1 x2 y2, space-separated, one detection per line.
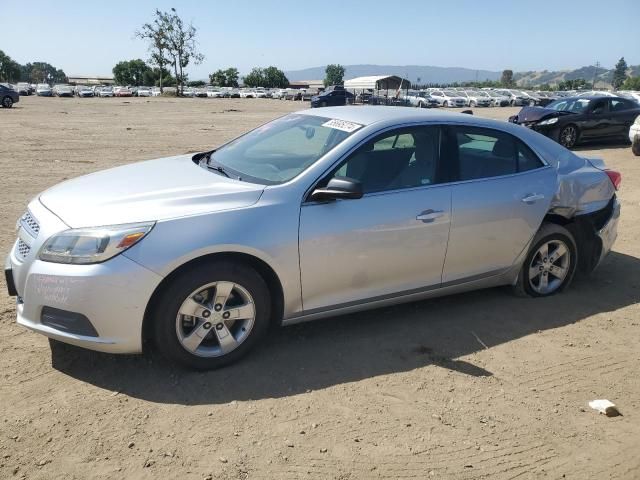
310 86 354 108
1 84 19 108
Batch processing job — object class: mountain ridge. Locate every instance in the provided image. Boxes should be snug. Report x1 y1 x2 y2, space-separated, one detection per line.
285 64 640 87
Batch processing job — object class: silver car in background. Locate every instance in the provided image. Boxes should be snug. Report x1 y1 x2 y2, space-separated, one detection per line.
6 107 621 369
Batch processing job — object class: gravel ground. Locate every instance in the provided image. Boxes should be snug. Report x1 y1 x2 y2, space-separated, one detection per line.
1 96 639 480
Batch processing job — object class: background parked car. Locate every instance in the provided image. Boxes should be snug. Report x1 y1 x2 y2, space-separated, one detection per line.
429 90 466 107
53 84 74 97
98 86 114 97
0 83 19 108
15 83 31 96
630 115 640 156
310 88 354 107
404 90 439 108
115 87 132 97
36 84 53 97
77 86 94 98
137 87 152 97
509 95 640 148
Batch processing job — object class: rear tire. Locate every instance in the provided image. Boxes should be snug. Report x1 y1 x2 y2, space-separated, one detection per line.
513 223 577 298
153 261 271 370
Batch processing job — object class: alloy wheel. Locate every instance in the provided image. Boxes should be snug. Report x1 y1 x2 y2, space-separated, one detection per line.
560 126 577 148
528 240 570 295
175 281 256 357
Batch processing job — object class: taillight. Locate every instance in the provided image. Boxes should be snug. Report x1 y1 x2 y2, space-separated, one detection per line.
605 170 622 190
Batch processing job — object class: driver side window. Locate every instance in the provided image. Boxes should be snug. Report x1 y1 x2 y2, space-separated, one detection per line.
331 126 441 194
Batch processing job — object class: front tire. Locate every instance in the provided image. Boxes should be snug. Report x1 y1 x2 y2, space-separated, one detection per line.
513 223 577 297
558 124 578 149
470 101 476 108
153 261 271 370
632 135 640 156
2 96 13 108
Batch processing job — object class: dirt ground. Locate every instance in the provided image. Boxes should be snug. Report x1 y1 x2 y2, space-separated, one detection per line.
1 96 639 480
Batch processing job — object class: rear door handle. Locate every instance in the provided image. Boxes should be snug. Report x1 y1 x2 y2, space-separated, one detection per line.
521 193 544 204
416 209 444 223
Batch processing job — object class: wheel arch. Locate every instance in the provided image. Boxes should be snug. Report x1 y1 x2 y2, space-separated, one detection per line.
141 251 285 351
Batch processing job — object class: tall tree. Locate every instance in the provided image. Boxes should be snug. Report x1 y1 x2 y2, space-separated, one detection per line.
209 69 228 86
0 50 25 83
154 8 204 96
243 68 265 88
224 67 239 87
136 14 170 93
500 69 514 87
112 59 151 86
324 64 345 87
243 67 288 88
612 57 628 90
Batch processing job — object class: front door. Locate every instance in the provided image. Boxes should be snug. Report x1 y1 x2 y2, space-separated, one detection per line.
299 125 452 312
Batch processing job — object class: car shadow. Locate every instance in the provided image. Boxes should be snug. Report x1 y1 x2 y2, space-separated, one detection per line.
50 251 640 405
572 139 631 151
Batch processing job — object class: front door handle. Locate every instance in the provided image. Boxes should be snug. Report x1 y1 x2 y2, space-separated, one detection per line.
416 209 444 223
521 193 544 204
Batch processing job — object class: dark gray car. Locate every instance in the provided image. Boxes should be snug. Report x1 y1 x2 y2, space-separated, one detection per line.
1 84 19 108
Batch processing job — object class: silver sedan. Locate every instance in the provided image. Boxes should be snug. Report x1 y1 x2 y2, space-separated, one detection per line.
7 107 621 369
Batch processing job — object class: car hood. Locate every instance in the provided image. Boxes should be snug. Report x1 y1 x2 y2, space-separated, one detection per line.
39 154 265 228
514 106 574 123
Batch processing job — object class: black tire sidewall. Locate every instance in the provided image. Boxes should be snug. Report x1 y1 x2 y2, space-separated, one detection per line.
153 261 271 370
520 228 577 297
2 96 13 108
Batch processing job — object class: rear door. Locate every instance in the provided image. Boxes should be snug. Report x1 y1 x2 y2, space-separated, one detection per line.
608 98 640 137
442 126 556 283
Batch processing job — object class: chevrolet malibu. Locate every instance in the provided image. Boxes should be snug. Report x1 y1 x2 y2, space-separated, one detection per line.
6 107 621 369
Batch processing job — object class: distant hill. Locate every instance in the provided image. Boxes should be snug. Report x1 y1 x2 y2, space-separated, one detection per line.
515 65 640 88
285 64 501 84
285 64 640 88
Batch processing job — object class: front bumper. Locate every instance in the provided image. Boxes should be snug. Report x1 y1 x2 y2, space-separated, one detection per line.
7 200 163 354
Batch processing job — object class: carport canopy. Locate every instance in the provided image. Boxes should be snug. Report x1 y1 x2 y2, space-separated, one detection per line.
344 75 410 91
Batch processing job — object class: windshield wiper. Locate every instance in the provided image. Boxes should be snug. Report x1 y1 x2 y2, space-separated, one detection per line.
208 163 231 178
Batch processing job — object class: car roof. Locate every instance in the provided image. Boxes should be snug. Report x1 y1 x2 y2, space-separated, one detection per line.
297 106 503 128
563 95 626 101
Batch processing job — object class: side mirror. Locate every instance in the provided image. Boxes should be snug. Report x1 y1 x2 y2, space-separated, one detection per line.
310 177 363 202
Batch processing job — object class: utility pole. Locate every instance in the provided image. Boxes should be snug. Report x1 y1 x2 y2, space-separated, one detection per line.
592 61 600 90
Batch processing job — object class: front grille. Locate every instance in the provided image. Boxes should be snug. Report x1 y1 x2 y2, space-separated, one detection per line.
17 239 31 259
20 211 40 237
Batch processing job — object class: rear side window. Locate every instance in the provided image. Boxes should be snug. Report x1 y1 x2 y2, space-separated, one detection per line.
451 126 543 181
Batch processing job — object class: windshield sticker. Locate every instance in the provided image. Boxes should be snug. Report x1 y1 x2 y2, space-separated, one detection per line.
322 119 363 133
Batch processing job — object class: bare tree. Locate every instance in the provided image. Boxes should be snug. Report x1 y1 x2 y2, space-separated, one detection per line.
155 8 204 96
136 12 170 93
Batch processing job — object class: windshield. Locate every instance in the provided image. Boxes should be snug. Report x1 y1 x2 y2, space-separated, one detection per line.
546 98 590 113
208 114 359 184
443 90 459 96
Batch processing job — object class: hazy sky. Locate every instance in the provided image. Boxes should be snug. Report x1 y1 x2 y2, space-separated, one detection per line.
1 0 638 79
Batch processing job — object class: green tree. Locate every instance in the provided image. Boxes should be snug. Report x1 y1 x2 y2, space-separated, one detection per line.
612 57 628 90
324 64 345 87
0 50 24 83
262 66 289 88
209 69 227 86
153 8 204 96
136 13 171 93
224 67 239 87
243 66 288 88
621 76 640 90
187 80 205 87
142 67 174 87
243 68 265 87
500 69 514 87
112 59 151 86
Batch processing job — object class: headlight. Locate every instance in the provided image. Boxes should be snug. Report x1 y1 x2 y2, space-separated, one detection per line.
538 117 559 126
39 222 154 264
